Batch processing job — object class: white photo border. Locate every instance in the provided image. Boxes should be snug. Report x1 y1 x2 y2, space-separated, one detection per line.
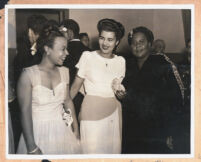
5 4 195 160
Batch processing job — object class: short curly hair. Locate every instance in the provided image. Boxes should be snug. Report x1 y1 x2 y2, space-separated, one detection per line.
79 32 89 40
27 15 47 35
128 26 154 46
97 18 125 41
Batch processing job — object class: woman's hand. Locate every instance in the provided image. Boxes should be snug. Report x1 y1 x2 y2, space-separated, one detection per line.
112 78 126 100
73 127 80 140
65 83 80 140
72 124 80 140
115 90 127 100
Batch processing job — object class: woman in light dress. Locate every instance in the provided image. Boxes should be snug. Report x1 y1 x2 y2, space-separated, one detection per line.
16 25 80 154
70 18 126 154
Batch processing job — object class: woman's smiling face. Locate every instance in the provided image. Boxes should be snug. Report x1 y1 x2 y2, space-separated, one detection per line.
98 30 119 55
47 37 68 66
131 32 151 59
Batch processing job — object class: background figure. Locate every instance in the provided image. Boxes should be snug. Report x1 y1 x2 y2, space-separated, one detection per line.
59 19 90 120
14 15 48 86
181 39 191 65
70 18 125 154
186 39 191 63
152 39 166 54
79 32 90 48
122 26 185 153
176 39 191 153
8 66 21 152
8 79 15 154
8 111 15 154
17 25 80 154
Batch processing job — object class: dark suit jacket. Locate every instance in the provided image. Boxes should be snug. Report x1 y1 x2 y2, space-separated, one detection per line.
14 33 42 86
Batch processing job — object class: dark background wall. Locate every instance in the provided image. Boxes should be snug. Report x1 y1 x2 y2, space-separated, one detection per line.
15 9 69 41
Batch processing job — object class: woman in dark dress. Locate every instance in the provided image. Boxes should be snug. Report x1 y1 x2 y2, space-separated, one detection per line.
121 26 185 154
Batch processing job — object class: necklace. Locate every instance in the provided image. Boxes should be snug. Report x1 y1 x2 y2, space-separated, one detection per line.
96 50 114 68
104 59 110 68
106 63 108 67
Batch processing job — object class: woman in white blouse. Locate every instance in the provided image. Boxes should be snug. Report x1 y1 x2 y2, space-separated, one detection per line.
70 18 125 154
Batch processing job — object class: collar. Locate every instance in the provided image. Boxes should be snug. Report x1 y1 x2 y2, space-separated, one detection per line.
30 42 37 55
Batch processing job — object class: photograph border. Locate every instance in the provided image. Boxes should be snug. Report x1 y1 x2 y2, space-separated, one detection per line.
4 3 195 161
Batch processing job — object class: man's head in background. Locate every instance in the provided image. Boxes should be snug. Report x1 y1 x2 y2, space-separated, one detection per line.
59 19 80 41
27 15 47 45
152 39 166 54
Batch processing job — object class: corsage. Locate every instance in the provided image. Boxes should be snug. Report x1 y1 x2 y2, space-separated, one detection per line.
62 108 73 127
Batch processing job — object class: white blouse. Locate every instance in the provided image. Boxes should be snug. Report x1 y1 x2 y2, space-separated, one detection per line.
76 51 125 97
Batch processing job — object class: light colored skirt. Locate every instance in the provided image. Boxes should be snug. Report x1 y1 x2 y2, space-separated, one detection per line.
17 107 81 154
80 95 122 154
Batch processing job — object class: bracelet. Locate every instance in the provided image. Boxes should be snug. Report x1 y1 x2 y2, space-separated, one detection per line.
28 146 39 154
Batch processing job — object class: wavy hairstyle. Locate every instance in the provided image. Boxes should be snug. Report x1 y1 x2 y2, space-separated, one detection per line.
97 18 125 42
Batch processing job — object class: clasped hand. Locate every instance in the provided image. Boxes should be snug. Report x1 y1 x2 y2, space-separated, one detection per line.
115 90 127 99
111 78 126 99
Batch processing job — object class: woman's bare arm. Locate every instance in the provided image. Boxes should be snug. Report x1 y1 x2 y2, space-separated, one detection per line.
17 70 42 154
70 75 84 99
64 84 79 139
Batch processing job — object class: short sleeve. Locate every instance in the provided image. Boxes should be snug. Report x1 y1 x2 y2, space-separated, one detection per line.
75 51 90 78
60 67 69 84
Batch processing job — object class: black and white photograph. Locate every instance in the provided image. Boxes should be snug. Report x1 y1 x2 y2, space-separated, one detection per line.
5 4 194 159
